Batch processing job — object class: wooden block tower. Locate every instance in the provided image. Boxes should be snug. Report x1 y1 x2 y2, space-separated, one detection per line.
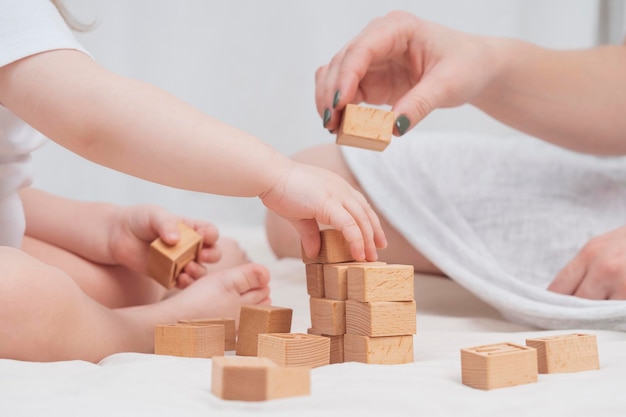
336 104 395 152
344 263 416 364
304 229 416 365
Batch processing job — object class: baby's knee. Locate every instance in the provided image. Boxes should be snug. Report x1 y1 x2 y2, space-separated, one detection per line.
0 247 76 307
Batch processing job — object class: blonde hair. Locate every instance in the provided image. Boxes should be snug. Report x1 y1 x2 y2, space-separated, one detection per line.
50 0 95 32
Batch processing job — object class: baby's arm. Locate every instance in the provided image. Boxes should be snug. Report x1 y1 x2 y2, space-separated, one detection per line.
19 187 221 276
1 50 386 260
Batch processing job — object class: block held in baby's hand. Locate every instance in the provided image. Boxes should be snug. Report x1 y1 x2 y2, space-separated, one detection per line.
147 222 202 288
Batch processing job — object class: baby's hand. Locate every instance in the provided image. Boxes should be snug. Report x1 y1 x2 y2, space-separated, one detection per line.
549 226 626 299
108 205 221 286
260 160 387 262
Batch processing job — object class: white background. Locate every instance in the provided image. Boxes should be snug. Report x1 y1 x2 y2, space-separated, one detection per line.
32 0 609 231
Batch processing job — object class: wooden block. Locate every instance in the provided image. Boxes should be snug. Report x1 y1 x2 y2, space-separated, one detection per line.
147 222 202 288
305 264 325 298
461 342 538 390
309 297 345 336
211 356 310 401
302 229 354 264
324 261 386 301
308 328 344 364
526 333 599 374
336 104 395 152
179 318 236 351
258 333 330 368
347 264 414 302
345 300 416 337
154 323 224 358
344 334 414 364
236 305 293 356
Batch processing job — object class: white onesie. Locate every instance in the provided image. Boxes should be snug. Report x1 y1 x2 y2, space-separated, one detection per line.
0 0 88 247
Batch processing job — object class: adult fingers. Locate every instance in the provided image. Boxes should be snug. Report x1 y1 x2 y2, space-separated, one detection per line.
548 254 587 295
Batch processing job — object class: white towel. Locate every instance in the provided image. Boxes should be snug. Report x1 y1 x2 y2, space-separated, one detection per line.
341 131 626 330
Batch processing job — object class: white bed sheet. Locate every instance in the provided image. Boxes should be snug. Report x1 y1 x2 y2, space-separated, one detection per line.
1 227 625 417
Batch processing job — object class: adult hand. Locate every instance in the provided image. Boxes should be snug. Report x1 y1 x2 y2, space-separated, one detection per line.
316 10 498 136
549 226 626 299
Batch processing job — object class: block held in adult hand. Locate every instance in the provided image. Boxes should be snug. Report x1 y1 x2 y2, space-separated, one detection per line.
147 222 202 288
336 104 395 152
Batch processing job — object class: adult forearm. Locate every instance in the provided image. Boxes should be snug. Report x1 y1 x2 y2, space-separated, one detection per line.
475 39 626 154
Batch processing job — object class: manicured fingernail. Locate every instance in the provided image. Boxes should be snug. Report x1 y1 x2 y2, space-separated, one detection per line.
323 108 331 128
332 90 341 109
395 115 410 136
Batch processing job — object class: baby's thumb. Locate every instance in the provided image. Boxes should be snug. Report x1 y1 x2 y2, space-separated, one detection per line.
291 219 321 260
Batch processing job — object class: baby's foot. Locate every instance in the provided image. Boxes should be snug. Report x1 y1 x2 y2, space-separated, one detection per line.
204 237 251 272
163 262 271 325
172 237 253 291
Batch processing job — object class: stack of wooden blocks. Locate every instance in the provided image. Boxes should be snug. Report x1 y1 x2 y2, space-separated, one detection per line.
305 229 416 364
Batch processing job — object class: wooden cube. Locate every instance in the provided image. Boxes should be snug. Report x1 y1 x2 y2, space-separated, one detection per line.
345 300 416 337
211 356 310 401
336 104 395 152
154 323 224 358
308 328 344 364
347 264 414 302
179 318 236 351
324 261 386 301
258 333 330 368
344 334 414 365
526 333 599 374
309 297 345 336
236 305 293 356
305 264 325 298
461 342 538 390
302 229 354 264
147 222 202 288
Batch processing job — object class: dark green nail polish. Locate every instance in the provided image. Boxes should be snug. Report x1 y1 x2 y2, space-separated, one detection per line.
323 108 331 128
332 90 341 109
395 115 410 136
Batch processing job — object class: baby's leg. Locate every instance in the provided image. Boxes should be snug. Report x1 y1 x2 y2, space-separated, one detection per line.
21 235 166 308
265 143 443 275
0 247 270 362
21 235 254 308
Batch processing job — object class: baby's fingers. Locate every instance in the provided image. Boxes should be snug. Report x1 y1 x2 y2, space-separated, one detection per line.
176 261 207 289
